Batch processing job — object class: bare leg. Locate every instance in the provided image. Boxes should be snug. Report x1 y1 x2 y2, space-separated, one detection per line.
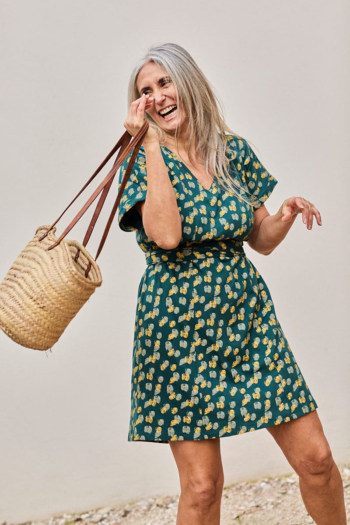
169 438 224 525
266 410 347 524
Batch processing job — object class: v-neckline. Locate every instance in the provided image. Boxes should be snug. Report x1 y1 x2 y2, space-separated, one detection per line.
160 144 215 192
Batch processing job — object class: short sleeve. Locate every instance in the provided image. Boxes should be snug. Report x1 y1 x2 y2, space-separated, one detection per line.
117 146 147 232
241 138 278 211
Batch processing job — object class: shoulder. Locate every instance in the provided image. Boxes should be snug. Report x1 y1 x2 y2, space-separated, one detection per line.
121 144 146 165
121 145 147 173
221 134 250 166
118 145 147 189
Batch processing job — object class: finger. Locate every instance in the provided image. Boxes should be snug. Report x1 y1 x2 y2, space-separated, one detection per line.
301 200 310 228
137 94 147 113
295 197 305 210
307 204 313 230
309 204 322 226
130 99 141 117
144 96 153 109
135 96 147 123
302 202 311 227
298 199 310 225
291 197 308 224
131 100 151 121
281 204 294 222
131 98 141 109
315 208 322 226
131 94 148 113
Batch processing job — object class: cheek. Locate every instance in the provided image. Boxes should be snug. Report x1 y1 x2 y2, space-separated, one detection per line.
178 105 186 120
173 97 184 116
146 106 158 120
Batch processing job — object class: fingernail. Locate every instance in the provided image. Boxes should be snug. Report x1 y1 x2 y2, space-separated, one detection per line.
303 218 307 224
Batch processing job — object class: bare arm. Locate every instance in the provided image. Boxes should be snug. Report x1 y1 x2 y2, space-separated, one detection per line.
247 197 322 255
124 93 182 249
135 141 182 249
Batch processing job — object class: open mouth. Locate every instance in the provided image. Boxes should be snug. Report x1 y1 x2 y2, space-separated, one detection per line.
159 104 177 118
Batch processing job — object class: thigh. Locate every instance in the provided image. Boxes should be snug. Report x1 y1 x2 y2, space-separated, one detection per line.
266 410 332 472
169 438 224 487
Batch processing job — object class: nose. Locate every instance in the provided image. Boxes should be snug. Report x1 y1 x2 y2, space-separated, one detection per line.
150 88 166 107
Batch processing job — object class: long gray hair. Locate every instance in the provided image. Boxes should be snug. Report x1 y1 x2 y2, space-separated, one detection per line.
127 42 257 207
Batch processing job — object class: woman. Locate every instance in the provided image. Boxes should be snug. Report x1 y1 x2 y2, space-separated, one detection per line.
117 43 346 525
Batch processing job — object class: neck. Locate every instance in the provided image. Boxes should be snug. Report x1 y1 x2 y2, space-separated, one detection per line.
162 128 196 157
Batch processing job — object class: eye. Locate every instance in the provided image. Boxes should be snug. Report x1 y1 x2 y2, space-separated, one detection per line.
141 79 171 96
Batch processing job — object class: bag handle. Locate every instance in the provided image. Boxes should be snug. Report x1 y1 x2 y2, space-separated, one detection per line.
80 131 130 249
39 120 149 258
74 130 146 274
72 131 131 265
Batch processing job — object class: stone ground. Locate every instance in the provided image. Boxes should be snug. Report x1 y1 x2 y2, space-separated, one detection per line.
8 464 350 525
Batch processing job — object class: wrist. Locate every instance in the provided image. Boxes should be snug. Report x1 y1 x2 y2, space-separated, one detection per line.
275 203 298 225
275 206 284 221
143 140 160 152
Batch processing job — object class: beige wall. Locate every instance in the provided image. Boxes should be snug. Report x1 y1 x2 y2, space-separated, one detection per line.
0 0 349 522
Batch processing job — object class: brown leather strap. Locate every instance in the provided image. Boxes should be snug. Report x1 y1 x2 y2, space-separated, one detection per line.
82 136 145 277
94 131 145 261
81 131 130 248
42 120 149 252
73 132 131 265
39 129 132 241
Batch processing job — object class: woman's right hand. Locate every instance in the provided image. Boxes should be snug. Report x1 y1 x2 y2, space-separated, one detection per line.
124 94 159 146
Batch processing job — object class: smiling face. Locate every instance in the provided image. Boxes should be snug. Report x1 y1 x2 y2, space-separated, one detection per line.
136 61 188 138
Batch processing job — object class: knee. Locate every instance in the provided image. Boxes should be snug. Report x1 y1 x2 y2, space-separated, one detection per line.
296 442 334 480
186 472 224 509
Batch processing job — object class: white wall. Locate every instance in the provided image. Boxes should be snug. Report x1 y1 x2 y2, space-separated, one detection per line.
0 0 349 522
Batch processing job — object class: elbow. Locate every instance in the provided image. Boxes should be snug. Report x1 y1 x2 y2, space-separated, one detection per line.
144 212 182 251
146 230 181 250
247 240 274 256
158 235 181 250
261 247 274 256
148 223 182 250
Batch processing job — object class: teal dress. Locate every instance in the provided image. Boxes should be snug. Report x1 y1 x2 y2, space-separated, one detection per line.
117 134 318 443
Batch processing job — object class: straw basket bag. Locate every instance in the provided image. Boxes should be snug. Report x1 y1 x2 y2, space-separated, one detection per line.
0 120 149 351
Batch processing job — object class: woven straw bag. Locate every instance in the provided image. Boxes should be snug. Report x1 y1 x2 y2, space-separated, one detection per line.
0 120 149 351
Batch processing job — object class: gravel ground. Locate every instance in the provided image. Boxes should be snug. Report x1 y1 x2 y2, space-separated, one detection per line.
9 464 350 525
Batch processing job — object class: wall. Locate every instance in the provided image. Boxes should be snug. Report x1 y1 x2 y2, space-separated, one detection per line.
0 0 349 521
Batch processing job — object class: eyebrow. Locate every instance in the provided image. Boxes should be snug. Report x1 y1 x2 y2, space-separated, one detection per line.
139 76 171 95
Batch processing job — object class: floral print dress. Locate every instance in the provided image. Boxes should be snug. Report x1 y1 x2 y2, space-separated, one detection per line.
117 134 318 443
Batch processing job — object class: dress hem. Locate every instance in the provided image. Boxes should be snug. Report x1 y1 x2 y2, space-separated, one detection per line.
127 402 319 444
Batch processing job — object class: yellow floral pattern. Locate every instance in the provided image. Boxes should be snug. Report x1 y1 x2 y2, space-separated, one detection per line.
117 135 318 443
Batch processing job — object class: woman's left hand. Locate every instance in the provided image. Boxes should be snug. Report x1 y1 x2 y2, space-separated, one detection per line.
280 196 322 229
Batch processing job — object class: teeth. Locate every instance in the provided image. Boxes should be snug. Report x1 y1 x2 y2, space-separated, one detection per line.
159 105 177 115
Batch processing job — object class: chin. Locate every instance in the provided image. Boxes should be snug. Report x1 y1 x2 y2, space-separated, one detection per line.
162 117 185 131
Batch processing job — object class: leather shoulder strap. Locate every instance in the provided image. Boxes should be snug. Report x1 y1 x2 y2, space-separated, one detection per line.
40 120 149 253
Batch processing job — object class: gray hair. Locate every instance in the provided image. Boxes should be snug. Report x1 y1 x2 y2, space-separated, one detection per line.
127 42 257 206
